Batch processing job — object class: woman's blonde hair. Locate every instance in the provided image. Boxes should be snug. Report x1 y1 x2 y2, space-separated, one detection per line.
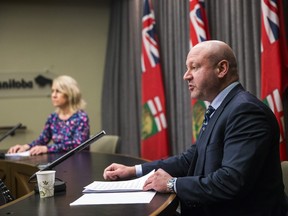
52 75 86 112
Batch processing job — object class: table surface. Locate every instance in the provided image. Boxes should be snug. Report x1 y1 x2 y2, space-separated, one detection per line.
0 151 178 216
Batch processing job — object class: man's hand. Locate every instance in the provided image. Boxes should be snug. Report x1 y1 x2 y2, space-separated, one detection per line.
103 163 136 180
143 169 172 193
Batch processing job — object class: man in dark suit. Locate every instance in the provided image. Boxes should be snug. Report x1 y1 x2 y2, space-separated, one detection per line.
103 40 288 215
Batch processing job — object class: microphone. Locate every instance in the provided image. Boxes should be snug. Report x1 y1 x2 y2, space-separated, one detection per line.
28 130 106 193
0 123 22 142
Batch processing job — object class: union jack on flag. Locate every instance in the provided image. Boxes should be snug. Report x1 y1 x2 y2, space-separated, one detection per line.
189 0 210 48
261 0 279 45
261 0 288 161
141 0 169 160
189 0 210 142
141 0 160 73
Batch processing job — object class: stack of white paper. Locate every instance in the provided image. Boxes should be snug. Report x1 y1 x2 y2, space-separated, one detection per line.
5 150 30 157
83 170 155 193
70 191 156 206
70 170 156 206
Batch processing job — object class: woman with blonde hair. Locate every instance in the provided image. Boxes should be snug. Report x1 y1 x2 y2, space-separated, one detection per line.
7 75 90 155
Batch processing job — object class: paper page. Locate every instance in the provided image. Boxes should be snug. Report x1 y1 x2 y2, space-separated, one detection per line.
70 191 156 206
83 169 155 193
5 150 30 157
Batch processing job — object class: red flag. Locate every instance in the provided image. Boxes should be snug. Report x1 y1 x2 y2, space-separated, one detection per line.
141 0 169 160
189 0 210 48
189 0 210 142
261 0 288 161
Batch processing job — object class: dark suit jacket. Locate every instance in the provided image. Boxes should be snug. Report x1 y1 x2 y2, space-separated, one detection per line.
142 84 288 216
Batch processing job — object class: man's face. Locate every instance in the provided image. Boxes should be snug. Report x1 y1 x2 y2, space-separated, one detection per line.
183 46 219 102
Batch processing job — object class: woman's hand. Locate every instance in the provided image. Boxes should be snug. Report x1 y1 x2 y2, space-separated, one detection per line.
7 144 30 154
29 146 48 155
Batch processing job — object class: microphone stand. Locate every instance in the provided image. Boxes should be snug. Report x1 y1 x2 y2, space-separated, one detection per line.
0 123 22 142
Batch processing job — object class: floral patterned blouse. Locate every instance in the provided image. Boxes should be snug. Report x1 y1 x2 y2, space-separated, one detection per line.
28 110 90 153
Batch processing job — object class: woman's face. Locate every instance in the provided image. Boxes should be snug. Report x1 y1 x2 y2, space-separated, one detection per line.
51 84 69 109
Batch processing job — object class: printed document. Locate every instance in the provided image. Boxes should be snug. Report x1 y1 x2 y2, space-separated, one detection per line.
83 169 155 193
5 150 30 157
70 191 156 206
70 170 156 205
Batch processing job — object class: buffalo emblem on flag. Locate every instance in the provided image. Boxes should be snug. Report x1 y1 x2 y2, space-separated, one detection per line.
141 96 167 139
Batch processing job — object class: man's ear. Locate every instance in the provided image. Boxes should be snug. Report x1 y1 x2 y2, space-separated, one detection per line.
217 60 229 78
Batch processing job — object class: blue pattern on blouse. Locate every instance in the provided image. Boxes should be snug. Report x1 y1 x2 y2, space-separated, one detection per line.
29 110 90 153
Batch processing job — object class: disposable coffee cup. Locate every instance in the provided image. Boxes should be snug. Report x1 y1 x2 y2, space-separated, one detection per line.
36 170 56 198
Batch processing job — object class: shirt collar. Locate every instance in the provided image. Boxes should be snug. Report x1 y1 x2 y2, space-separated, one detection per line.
210 81 239 110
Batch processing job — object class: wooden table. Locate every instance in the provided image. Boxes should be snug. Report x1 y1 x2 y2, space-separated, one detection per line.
0 151 178 215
